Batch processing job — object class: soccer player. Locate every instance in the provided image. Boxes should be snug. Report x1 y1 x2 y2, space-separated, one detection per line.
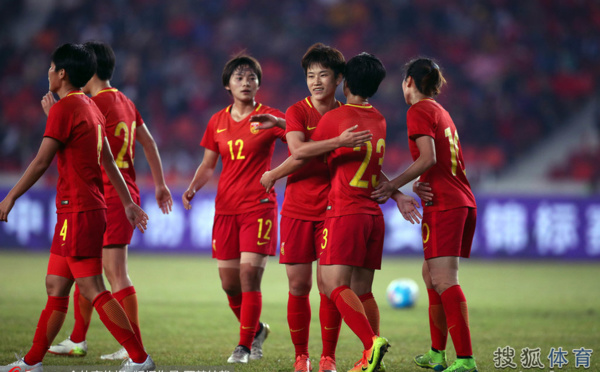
48 40 173 360
0 43 154 372
372 58 478 372
256 43 370 372
310 52 395 372
182 54 283 364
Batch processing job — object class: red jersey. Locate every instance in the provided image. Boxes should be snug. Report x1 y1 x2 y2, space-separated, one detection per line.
43 91 107 213
312 103 386 217
92 88 141 199
281 97 342 221
201 103 285 215
406 99 476 211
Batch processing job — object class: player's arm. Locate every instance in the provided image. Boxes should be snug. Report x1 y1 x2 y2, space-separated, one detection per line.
250 113 286 130
0 137 60 222
101 137 148 232
260 154 308 192
372 135 435 200
182 148 219 210
136 124 172 214
289 125 372 160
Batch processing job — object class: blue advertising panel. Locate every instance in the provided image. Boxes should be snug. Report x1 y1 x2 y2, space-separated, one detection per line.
1 189 599 259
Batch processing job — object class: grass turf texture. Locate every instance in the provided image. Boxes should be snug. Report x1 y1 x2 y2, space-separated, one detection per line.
0 252 598 371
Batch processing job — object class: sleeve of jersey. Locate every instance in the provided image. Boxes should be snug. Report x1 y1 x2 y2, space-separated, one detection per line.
284 105 305 136
407 106 435 140
311 113 336 142
199 116 218 151
43 104 70 144
135 107 145 128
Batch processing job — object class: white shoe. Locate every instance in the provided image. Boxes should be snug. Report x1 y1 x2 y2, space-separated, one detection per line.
250 322 270 360
101 347 129 360
48 337 87 356
227 345 250 363
119 355 155 372
0 358 43 372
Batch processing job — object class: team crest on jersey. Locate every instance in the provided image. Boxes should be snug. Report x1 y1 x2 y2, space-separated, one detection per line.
250 121 260 134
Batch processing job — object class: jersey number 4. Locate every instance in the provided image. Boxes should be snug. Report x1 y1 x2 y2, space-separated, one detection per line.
349 139 385 188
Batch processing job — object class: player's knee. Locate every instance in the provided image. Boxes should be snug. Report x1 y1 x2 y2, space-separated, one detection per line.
288 278 312 296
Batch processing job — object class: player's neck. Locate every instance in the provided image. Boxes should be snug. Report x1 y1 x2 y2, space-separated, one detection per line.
310 95 338 116
56 83 78 99
409 91 430 105
346 93 369 106
230 99 257 121
89 80 112 97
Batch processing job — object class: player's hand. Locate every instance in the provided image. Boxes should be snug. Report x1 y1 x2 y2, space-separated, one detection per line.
41 92 57 117
260 171 276 192
155 185 173 214
0 197 15 222
371 181 396 202
182 189 196 210
125 203 149 233
393 194 422 224
338 125 372 148
413 181 433 203
250 113 279 129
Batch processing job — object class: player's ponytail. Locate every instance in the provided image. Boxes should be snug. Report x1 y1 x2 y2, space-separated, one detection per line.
404 58 446 97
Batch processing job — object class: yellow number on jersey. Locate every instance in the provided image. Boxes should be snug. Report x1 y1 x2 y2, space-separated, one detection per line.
114 121 137 169
60 219 68 241
349 139 385 188
321 228 328 249
227 139 246 160
444 127 461 176
257 218 272 240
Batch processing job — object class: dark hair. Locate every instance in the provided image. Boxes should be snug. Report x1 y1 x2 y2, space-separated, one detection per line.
403 57 447 96
221 54 262 88
51 43 97 88
84 40 116 81
345 52 386 98
301 42 345 77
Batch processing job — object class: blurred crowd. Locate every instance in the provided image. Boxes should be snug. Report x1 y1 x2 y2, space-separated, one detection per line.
0 0 598 188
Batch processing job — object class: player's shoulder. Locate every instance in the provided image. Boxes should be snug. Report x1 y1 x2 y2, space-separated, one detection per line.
258 103 284 118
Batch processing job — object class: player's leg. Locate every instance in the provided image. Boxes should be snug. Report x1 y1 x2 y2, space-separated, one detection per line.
316 264 341 372
48 283 91 356
414 259 449 371
238 252 268 355
286 263 312 371
21 254 75 367
426 208 477 372
280 216 316 370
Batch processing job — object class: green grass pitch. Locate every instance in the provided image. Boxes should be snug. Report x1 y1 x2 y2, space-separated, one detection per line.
0 251 598 371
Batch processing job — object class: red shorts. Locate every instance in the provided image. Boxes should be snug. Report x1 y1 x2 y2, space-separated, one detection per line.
50 209 107 258
212 208 278 260
319 214 385 270
103 195 140 247
422 207 477 260
47 253 102 279
279 216 325 264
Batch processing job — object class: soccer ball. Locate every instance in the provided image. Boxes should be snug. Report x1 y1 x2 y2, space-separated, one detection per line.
386 278 419 309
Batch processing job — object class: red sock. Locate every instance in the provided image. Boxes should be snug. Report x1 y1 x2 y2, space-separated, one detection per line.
287 292 310 357
113 286 143 348
330 286 374 350
359 292 380 336
24 296 69 365
70 284 93 343
239 291 262 349
441 285 472 356
227 293 242 322
92 291 147 363
427 288 448 351
319 293 341 359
